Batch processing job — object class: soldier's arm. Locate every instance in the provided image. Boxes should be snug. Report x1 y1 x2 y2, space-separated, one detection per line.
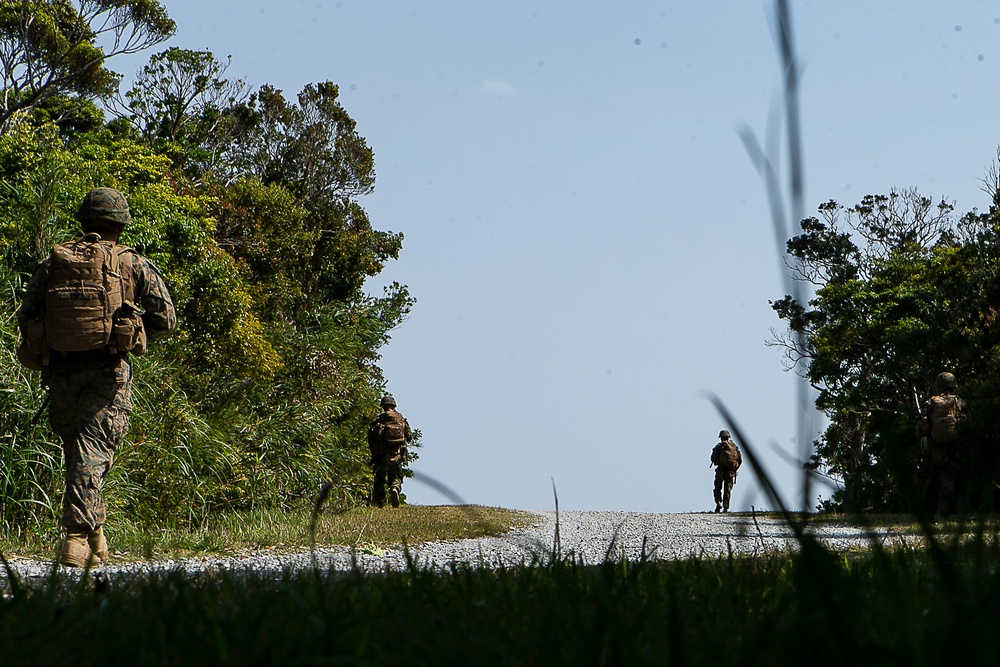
959 399 971 430
133 255 177 340
17 261 48 323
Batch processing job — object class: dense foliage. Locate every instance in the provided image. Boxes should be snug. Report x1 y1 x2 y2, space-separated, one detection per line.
0 4 414 536
772 187 1000 512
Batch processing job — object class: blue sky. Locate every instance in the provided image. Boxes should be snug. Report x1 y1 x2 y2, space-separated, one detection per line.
125 1 1000 512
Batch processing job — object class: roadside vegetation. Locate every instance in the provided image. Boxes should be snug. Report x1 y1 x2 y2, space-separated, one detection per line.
0 1 415 539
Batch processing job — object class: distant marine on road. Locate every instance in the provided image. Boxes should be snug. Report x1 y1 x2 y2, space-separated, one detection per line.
710 430 742 513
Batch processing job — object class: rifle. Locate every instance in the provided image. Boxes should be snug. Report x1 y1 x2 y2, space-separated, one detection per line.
30 391 50 426
913 385 931 450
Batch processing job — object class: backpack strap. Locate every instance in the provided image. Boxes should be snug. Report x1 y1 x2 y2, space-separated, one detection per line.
116 246 139 304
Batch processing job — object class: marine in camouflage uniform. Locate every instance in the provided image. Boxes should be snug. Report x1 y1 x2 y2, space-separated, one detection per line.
367 394 413 508
710 430 742 513
916 372 970 517
17 188 176 567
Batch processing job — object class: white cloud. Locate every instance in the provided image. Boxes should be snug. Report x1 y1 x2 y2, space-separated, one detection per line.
480 79 517 97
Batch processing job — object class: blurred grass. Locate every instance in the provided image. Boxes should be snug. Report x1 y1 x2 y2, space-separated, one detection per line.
0 504 536 562
2 525 1000 666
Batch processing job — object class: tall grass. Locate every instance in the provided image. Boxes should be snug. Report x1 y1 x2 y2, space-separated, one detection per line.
0 282 62 540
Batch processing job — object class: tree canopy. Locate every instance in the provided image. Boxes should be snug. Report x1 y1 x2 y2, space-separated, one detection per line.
110 46 249 176
0 0 175 133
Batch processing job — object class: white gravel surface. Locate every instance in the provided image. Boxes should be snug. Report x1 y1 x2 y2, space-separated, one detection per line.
2 510 924 587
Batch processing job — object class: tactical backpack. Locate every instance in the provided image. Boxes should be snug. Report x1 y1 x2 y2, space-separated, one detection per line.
927 394 962 443
379 412 409 449
21 234 146 365
369 411 409 459
718 442 740 470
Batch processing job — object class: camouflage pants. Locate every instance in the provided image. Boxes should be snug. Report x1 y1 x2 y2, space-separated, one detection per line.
47 354 131 531
372 456 403 506
714 469 736 509
924 454 961 517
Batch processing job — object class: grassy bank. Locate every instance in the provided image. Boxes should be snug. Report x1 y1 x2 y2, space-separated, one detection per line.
0 504 536 562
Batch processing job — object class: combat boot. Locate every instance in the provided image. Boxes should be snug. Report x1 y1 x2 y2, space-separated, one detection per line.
389 489 400 508
60 530 93 568
88 525 109 562
714 502 722 513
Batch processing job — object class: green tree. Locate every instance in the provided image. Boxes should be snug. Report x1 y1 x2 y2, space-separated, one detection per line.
118 56 400 310
772 187 1000 512
105 54 413 515
111 47 249 178
0 0 175 133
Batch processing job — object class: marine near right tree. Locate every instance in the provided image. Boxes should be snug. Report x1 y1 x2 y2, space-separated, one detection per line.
771 185 1000 512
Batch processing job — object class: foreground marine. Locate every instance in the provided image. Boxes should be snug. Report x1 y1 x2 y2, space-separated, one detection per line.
17 188 176 567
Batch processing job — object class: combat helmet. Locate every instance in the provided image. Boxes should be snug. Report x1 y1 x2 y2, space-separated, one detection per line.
75 187 131 226
935 372 958 391
380 394 396 408
719 430 731 440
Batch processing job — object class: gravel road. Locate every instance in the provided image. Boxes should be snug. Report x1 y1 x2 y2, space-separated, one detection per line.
3 510 924 587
